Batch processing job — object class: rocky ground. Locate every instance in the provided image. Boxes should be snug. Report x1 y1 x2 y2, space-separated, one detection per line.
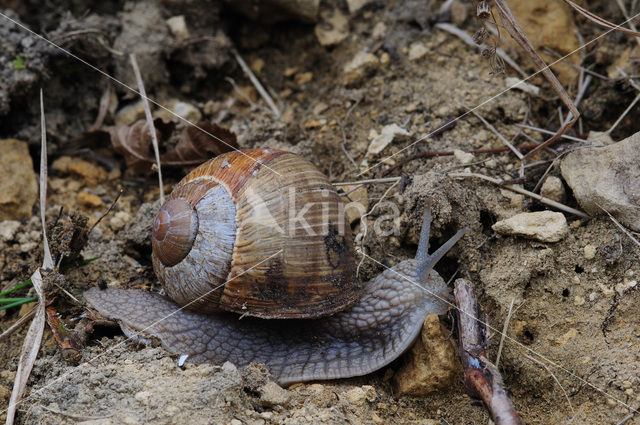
1 0 640 424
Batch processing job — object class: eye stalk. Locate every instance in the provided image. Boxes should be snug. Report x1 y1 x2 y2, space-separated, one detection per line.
151 198 199 267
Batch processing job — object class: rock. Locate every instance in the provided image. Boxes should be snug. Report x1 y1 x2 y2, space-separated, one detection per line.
561 133 640 231
154 99 202 123
540 176 565 203
583 244 596 260
166 15 189 40
344 386 376 405
0 139 38 221
259 381 290 407
294 71 313 85
346 0 374 13
0 220 21 242
453 149 474 165
314 9 349 46
51 156 108 185
492 211 568 242
408 41 428 61
343 51 379 86
393 315 460 396
77 192 104 208
109 211 132 231
115 101 146 125
507 0 579 84
372 22 386 39
366 124 409 156
551 328 578 345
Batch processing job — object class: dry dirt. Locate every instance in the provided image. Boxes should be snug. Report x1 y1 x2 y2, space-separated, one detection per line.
1 0 640 424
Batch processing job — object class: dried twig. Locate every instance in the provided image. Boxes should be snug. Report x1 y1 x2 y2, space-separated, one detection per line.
563 0 640 37
597 203 640 248
0 307 36 342
130 54 164 204
469 109 523 159
492 0 579 159
5 90 55 425
495 298 515 368
524 354 574 413
231 48 280 119
447 171 590 218
454 278 523 425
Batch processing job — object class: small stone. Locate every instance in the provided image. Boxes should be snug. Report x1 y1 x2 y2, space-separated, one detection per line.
77 192 104 208
251 58 265 74
492 211 568 243
0 220 21 242
561 131 640 231
115 101 146 125
379 52 390 66
109 211 132 231
450 0 470 26
366 124 409 156
615 279 637 295
393 315 460 396
0 385 10 402
625 388 634 396
284 66 298 77
340 185 369 225
313 102 329 115
0 139 38 221
500 189 524 209
134 390 153 404
346 0 374 13
295 72 313 85
230 420 242 425
606 398 618 408
314 9 349 46
540 176 565 203
408 41 429 61
304 120 323 129
344 385 376 405
154 99 202 123
372 22 387 39
453 149 474 165
573 296 585 306
343 51 379 86
166 15 189 40
52 156 108 185
583 244 597 260
259 381 290 407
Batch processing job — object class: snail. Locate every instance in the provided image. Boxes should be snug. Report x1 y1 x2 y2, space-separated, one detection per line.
84 148 468 385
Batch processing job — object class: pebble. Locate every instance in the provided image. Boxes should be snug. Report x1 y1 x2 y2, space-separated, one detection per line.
340 185 369 225
52 156 108 185
314 9 349 46
110 211 132 231
583 244 596 260
372 22 387 39
295 71 313 85
230 420 242 425
0 220 21 242
346 0 374 13
77 192 104 208
259 382 290 407
0 139 38 221
540 176 565 203
313 102 329 115
408 41 429 61
453 149 474 165
492 211 568 242
552 328 578 345
115 101 146 125
365 124 409 156
573 296 585 306
393 315 460 396
154 99 202 123
343 51 379 86
560 131 640 231
166 15 189 40
344 385 376 405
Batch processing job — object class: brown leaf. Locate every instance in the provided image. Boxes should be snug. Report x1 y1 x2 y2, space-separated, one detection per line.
161 122 239 165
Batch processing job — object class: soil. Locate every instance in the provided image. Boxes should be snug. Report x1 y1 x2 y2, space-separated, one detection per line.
1 0 640 424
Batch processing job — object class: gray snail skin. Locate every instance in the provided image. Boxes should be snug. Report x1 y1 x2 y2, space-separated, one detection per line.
84 148 468 385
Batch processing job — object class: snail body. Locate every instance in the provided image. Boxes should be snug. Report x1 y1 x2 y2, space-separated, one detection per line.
84 149 467 384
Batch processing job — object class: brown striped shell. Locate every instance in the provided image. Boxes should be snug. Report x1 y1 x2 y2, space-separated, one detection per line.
151 148 360 319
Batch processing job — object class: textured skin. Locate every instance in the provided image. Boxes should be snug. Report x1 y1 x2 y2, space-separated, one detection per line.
84 262 449 385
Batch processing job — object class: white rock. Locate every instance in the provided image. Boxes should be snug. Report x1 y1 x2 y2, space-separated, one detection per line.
0 220 21 242
314 9 349 46
453 149 474 165
346 0 374 13
408 42 429 61
492 211 568 242
583 244 596 260
343 51 379 86
166 15 189 40
540 176 565 203
366 124 409 156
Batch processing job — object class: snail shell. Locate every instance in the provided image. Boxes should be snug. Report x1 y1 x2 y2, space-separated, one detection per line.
151 148 359 318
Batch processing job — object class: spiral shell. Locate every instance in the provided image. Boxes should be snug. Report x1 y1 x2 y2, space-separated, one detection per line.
151 148 359 319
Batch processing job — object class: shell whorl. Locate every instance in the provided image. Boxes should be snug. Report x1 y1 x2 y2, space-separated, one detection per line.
152 198 199 267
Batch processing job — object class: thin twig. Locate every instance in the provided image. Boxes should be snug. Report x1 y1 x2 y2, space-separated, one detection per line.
447 172 591 218
89 189 124 236
596 203 640 248
332 177 402 186
495 298 515 368
563 0 640 37
340 97 362 170
515 125 586 143
470 109 523 159
6 90 54 425
606 92 640 135
0 308 36 342
231 48 280 119
130 54 164 204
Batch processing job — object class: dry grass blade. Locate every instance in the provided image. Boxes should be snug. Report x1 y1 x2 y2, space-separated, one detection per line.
492 0 579 159
130 53 164 204
5 90 54 425
563 0 640 37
